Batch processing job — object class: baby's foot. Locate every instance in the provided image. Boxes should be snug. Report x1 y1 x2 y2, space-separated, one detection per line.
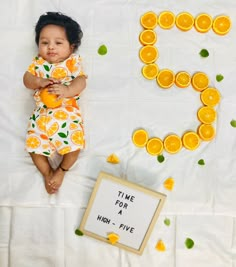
44 169 57 194
48 167 65 191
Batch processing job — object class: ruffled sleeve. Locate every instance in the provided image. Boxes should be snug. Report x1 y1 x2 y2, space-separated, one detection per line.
27 56 45 77
65 54 88 79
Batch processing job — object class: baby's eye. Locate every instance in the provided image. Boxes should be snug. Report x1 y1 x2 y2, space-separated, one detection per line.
56 42 62 45
41 42 48 45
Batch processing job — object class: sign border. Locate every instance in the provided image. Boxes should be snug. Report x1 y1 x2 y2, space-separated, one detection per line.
80 171 166 255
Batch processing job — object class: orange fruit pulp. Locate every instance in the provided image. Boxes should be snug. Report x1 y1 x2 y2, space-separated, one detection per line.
200 87 221 107
175 71 191 88
194 13 213 33
158 11 175 29
132 129 149 147
164 134 182 154
175 12 194 31
139 45 158 64
142 63 159 80
197 106 216 124
198 124 215 141
191 72 209 92
40 87 62 108
182 131 201 150
146 137 163 155
140 11 158 29
212 15 231 35
139 29 157 45
157 69 175 89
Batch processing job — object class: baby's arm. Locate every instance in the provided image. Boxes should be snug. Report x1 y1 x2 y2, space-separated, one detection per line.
48 75 87 98
23 71 59 90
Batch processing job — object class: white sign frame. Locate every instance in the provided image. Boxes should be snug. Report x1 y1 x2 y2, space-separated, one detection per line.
80 171 166 255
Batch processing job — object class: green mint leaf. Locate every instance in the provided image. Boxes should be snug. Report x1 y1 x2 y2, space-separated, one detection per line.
185 238 194 249
198 159 205 165
75 229 84 236
216 74 224 82
98 45 108 55
62 122 67 128
157 155 165 163
230 120 236 127
164 218 171 226
199 49 209 58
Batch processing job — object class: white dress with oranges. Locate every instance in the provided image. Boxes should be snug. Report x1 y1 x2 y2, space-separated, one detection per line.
25 54 86 156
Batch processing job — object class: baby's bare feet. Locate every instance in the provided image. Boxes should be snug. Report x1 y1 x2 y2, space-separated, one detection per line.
44 169 57 194
48 167 65 191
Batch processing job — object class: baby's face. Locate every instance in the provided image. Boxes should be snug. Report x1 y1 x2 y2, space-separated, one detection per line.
38 24 73 63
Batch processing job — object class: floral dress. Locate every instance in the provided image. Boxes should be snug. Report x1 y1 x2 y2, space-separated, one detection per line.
25 53 86 156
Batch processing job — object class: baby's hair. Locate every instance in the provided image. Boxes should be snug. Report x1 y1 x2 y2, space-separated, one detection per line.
35 12 83 51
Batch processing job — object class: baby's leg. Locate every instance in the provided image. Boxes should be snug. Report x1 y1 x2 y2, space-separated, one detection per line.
49 150 80 190
29 153 56 194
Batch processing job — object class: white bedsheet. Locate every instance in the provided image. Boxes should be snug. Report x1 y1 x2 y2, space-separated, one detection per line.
0 0 236 266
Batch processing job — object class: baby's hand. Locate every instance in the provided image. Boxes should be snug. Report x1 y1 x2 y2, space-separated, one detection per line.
39 78 60 88
47 83 68 99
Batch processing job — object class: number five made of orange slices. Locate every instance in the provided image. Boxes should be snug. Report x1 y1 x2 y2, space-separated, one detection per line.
132 11 231 156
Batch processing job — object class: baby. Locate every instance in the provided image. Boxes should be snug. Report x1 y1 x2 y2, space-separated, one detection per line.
23 12 87 194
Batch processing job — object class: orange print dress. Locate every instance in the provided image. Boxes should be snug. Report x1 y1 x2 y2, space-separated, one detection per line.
25 54 86 156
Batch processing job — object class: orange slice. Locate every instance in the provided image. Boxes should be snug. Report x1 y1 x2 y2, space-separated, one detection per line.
194 13 213 33
164 134 182 154
51 67 68 79
212 15 231 35
132 129 149 147
107 154 120 164
198 124 215 141
139 29 157 45
142 63 159 80
40 88 62 108
175 71 191 88
191 72 209 92
158 11 175 29
139 45 158 64
53 110 69 120
71 130 84 145
176 12 194 31
200 87 221 106
26 136 41 149
36 115 51 132
146 137 163 156
163 177 175 191
47 122 59 137
140 11 158 29
182 131 201 150
157 69 175 89
58 146 72 155
155 240 166 251
197 106 216 124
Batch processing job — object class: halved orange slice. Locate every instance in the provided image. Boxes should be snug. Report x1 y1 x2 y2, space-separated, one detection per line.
200 87 221 107
194 13 213 33
197 106 216 124
157 69 175 89
132 129 149 147
176 12 194 31
158 11 175 29
182 131 201 150
191 72 209 92
146 137 163 155
140 11 158 29
139 30 157 45
198 124 215 141
142 63 159 80
139 45 158 64
175 71 191 88
164 134 182 154
212 15 231 35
